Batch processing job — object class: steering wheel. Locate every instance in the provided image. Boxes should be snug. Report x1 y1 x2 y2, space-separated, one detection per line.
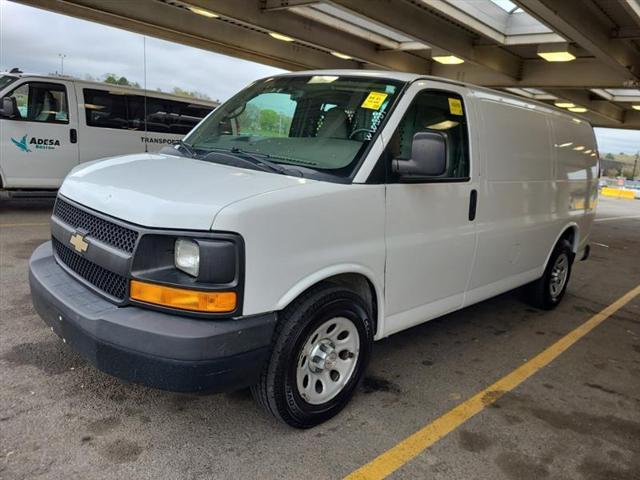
349 128 375 139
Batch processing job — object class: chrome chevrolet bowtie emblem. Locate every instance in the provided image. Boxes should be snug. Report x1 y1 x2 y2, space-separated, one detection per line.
69 232 89 253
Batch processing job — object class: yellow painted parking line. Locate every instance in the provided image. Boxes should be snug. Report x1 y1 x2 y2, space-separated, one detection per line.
345 283 640 480
0 222 49 228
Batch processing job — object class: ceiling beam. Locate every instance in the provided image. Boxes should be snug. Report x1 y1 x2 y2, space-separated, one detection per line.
263 0 318 10
546 89 625 125
618 0 640 28
416 0 566 46
186 0 432 73
587 109 640 129
622 109 640 129
314 0 522 79
432 58 633 89
515 0 640 79
612 26 640 40
13 0 358 72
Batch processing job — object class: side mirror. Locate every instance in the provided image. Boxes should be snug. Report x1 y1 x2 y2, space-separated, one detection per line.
392 131 447 180
0 97 16 118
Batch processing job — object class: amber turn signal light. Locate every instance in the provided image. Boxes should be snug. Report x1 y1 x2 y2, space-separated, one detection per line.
130 280 237 313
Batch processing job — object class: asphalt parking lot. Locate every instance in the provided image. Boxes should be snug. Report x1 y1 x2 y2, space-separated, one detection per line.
1 195 639 480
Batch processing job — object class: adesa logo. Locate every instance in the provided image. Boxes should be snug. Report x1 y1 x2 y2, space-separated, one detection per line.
11 135 61 152
10 134 32 153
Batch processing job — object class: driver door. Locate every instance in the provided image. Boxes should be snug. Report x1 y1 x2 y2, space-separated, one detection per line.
0 80 79 188
383 84 478 336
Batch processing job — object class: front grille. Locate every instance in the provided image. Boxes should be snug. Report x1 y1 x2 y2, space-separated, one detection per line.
53 198 139 253
53 238 127 300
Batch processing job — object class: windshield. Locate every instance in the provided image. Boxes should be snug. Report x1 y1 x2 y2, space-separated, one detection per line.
185 75 404 180
0 75 18 91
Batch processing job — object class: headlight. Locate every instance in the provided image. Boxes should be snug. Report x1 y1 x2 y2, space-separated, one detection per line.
175 239 200 277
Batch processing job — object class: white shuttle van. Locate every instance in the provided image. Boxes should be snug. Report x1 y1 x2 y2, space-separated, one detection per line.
29 70 598 428
0 71 216 191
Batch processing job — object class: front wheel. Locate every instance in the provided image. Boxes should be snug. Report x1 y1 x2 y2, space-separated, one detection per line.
526 239 574 310
251 284 374 428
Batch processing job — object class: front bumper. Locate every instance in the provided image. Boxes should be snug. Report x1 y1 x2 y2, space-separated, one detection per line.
29 242 277 393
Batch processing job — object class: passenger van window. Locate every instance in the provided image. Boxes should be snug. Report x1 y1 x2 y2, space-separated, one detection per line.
9 84 28 118
84 88 211 134
138 97 210 134
387 90 469 180
127 96 209 134
6 82 69 124
175 102 211 133
84 89 127 129
144 98 171 133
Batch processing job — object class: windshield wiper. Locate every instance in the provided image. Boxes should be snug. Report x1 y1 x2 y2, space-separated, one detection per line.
228 147 303 177
177 140 198 158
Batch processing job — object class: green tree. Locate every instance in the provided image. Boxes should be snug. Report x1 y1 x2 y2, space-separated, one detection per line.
103 73 140 88
605 153 614 160
172 86 211 100
259 109 279 133
621 166 635 180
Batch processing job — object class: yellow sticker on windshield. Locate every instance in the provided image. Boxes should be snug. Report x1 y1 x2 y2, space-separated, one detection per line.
361 91 388 110
448 98 463 116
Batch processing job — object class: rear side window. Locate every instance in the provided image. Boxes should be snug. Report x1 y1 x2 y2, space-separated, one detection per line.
143 97 171 133
387 90 470 181
131 97 210 134
6 82 69 124
83 88 212 133
84 89 127 129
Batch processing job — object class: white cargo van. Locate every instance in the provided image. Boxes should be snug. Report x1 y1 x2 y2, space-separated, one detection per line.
0 71 217 191
29 70 598 428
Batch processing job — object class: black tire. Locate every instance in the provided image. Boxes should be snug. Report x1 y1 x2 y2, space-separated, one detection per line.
526 239 574 310
251 283 374 428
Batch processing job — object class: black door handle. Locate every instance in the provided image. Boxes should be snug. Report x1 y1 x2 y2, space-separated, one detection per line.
70 128 77 144
469 189 478 221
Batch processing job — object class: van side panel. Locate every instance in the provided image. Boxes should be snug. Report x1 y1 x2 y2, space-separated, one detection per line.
464 95 596 306
466 97 554 298
484 102 553 182
550 114 598 255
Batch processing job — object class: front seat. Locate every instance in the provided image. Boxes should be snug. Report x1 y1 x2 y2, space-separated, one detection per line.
317 107 349 139
35 92 58 122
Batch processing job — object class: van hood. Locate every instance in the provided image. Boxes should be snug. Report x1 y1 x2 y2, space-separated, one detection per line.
59 153 309 230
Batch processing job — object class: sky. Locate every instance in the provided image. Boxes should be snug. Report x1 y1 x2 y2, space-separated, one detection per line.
1 0 639 154
594 128 640 155
0 0 283 102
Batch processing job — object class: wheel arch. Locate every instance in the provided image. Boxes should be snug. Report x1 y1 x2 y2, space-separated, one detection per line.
542 223 579 270
275 265 383 336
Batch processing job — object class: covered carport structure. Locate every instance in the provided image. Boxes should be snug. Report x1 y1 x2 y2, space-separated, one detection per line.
2 3 640 479
13 0 640 129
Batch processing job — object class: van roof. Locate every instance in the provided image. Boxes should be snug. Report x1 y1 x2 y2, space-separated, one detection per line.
274 69 592 126
1 71 218 107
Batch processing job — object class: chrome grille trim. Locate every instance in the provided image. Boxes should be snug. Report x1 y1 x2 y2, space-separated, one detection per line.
53 198 138 253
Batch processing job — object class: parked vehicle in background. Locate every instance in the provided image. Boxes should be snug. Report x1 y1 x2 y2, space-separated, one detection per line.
0 71 217 191
29 70 598 428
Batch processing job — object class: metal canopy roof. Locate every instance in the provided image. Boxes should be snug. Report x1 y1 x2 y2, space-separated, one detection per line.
14 0 640 129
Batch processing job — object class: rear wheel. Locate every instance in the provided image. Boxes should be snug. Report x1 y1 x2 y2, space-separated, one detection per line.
527 239 574 310
251 284 373 428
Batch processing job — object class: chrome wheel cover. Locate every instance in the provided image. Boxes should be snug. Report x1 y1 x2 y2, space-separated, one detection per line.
549 253 569 298
295 317 360 405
